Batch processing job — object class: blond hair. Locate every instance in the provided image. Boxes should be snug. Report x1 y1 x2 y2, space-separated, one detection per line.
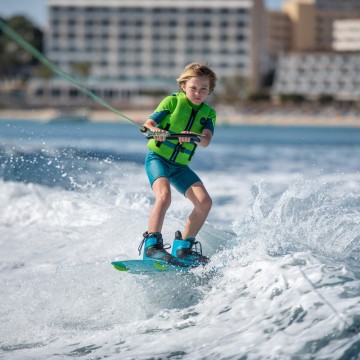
177 62 217 94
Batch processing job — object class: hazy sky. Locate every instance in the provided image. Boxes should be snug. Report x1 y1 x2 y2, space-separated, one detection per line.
0 0 47 27
0 0 285 28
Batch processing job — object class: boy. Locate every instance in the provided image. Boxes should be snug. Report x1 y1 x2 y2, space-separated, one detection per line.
138 63 217 266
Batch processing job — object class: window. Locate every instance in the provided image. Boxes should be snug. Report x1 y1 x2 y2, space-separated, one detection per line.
220 34 228 41
35 88 44 97
104 89 114 98
51 88 61 97
236 8 248 14
69 89 78 98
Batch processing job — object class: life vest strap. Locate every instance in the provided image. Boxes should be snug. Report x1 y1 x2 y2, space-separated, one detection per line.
159 140 194 156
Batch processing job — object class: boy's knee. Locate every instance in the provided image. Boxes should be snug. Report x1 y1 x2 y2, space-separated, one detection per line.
156 189 171 207
199 195 212 213
205 195 212 211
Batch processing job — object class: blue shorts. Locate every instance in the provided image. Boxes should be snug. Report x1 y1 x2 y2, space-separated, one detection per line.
145 151 201 195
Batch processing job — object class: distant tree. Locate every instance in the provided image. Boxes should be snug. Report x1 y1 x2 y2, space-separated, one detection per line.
318 94 334 105
279 93 305 104
0 16 43 77
36 63 54 79
261 69 275 88
247 92 271 102
70 62 92 78
218 75 249 105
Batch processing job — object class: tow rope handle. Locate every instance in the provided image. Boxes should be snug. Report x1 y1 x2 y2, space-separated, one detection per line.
140 126 202 142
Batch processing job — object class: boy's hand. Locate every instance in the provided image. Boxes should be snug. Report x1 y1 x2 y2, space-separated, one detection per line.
179 131 202 144
142 119 168 142
152 129 168 142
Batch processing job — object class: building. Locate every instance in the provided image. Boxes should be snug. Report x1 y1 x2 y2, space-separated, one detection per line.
333 19 360 52
284 0 360 52
266 10 292 57
273 53 360 101
270 0 360 101
27 0 266 107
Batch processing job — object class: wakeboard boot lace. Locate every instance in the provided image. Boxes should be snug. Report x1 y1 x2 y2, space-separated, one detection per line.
138 231 171 255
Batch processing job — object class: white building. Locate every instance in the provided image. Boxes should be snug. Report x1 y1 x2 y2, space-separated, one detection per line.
28 0 266 107
273 53 360 101
333 19 360 52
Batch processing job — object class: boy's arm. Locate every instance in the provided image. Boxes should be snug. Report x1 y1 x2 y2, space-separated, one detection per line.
142 95 175 141
142 119 169 142
198 128 212 147
197 108 216 147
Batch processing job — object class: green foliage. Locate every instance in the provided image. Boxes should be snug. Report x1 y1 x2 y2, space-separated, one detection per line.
247 92 270 102
0 16 43 77
35 63 54 79
279 93 305 104
318 94 334 104
218 75 249 104
70 62 92 77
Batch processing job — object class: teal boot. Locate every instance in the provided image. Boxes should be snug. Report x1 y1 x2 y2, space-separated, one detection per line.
171 231 210 265
138 231 189 267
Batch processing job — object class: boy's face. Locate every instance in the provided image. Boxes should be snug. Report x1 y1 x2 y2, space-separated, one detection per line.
181 76 210 105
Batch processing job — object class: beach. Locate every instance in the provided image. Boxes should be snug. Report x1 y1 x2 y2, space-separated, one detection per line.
0 107 360 127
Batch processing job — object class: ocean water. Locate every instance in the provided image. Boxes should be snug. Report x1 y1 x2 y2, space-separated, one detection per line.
1 119 360 360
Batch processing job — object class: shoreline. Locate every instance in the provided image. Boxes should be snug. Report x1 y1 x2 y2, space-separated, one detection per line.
0 108 360 128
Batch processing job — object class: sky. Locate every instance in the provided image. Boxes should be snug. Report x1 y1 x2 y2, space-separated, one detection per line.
0 0 285 28
0 0 47 27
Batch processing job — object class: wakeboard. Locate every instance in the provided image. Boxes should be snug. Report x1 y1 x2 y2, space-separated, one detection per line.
111 259 193 274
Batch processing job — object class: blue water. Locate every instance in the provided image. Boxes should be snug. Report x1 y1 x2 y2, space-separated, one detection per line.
1 120 360 359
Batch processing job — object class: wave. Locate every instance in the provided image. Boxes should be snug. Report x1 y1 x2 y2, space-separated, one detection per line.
0 144 145 190
230 179 360 268
1 121 360 358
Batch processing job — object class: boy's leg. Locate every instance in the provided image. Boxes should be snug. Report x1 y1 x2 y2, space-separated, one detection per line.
147 177 171 233
142 177 191 266
183 181 212 239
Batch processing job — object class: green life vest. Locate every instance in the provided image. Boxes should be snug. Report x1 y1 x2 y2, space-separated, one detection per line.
147 92 216 165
